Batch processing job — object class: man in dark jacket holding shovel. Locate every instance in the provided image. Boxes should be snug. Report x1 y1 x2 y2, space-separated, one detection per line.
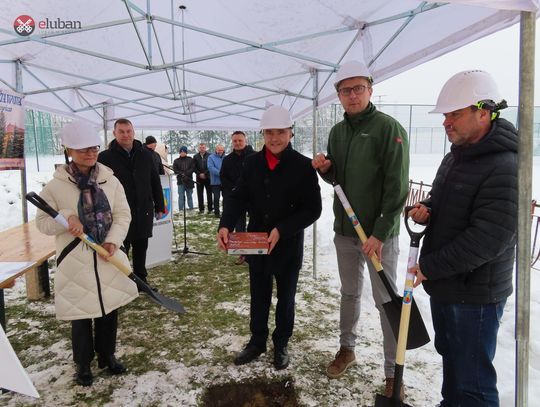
312 60 409 398
408 70 517 407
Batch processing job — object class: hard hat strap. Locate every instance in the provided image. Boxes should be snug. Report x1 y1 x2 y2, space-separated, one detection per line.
474 99 508 121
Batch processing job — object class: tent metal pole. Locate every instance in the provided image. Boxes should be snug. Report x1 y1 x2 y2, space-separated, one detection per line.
153 16 340 69
146 0 152 66
21 65 74 112
103 102 108 146
516 11 535 407
311 68 318 279
31 110 40 172
1 30 148 69
15 60 28 223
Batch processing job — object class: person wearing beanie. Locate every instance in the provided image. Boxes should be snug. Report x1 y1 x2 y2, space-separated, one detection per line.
35 120 138 387
144 135 165 175
173 146 195 210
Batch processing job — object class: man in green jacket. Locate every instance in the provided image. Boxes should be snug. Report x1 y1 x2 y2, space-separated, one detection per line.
312 60 409 398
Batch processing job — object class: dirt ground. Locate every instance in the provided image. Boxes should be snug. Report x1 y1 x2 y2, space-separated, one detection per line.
201 379 299 407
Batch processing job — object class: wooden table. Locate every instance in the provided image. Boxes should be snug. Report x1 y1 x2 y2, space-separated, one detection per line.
0 221 55 329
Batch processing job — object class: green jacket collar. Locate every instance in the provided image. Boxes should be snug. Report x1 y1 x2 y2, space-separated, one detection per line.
343 102 377 127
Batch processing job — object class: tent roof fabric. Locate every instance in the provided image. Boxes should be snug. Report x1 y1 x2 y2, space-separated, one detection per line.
0 0 537 130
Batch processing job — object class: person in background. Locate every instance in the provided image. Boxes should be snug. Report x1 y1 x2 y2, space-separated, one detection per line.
36 121 138 387
408 70 517 407
173 146 195 211
144 135 165 175
217 105 321 371
98 118 164 290
193 143 213 214
312 60 409 399
220 131 256 232
208 144 225 218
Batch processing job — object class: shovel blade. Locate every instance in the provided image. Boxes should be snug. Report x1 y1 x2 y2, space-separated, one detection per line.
383 296 430 350
130 274 186 314
374 394 412 407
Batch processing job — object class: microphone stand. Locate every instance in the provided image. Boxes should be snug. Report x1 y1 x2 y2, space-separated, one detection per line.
164 163 209 256
180 199 208 255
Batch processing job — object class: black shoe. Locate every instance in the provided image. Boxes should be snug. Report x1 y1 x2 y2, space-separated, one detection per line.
273 347 289 370
233 345 266 365
75 364 93 386
97 354 127 375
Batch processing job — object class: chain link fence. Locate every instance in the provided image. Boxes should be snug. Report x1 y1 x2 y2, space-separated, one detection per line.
22 103 540 171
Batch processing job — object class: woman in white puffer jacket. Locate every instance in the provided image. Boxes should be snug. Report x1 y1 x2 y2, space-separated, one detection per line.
36 120 138 387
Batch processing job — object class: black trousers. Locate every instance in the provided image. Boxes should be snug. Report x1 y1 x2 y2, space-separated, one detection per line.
196 179 212 212
71 309 118 365
123 238 149 280
248 263 300 350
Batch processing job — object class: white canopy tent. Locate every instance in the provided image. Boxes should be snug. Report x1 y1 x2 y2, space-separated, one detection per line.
0 0 536 130
0 1 537 406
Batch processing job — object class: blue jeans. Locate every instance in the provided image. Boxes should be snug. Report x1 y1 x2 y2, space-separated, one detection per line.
430 298 506 407
178 184 193 210
211 185 221 216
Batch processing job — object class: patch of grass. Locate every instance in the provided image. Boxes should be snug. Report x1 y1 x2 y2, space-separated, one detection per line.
1 211 388 406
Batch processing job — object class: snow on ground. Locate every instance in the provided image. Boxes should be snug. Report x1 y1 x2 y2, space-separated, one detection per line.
1 153 539 405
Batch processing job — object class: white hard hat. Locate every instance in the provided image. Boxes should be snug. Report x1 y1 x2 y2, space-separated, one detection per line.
260 105 293 130
61 120 102 149
431 70 501 114
334 60 373 89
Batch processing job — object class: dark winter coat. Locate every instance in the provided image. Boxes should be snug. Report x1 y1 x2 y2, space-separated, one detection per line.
172 156 195 189
193 151 210 181
220 145 256 197
419 118 518 304
145 146 165 175
98 139 165 240
219 144 322 271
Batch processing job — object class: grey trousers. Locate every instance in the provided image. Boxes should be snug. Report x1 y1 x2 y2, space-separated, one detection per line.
334 233 400 378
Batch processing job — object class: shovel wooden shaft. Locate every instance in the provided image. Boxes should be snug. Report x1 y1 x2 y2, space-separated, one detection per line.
50 211 132 276
333 185 383 270
395 245 419 365
78 233 132 276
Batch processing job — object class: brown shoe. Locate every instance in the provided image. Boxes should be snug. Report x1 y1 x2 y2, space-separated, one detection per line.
326 346 356 378
384 377 405 400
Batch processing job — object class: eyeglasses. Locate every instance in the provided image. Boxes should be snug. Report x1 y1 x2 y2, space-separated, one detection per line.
338 85 369 97
74 146 100 153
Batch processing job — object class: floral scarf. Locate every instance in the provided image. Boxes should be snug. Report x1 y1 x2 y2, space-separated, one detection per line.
66 162 113 244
